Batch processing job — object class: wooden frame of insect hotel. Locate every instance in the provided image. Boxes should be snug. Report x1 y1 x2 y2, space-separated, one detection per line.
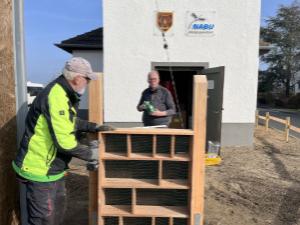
88 74 208 225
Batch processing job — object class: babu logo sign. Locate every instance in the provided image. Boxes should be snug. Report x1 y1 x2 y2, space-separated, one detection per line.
186 11 216 36
157 12 173 33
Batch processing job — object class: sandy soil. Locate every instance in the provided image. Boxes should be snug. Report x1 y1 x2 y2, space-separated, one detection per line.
63 126 300 225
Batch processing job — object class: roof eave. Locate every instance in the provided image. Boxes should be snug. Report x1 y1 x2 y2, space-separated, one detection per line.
55 43 103 54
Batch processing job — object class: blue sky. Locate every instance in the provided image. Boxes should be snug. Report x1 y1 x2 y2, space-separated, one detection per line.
24 0 102 84
25 0 294 84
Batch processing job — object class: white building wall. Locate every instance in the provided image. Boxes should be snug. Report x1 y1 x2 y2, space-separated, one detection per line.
72 50 103 109
103 0 261 124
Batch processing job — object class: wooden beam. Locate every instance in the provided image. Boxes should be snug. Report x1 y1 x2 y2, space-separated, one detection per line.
151 217 155 225
132 188 137 214
158 160 163 186
170 135 176 158
190 75 207 225
88 73 104 225
127 134 132 157
285 117 291 142
0 0 19 224
119 217 124 225
152 135 157 157
265 112 270 131
102 128 194 135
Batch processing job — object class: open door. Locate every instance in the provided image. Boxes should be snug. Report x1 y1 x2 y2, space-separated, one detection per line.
200 66 225 147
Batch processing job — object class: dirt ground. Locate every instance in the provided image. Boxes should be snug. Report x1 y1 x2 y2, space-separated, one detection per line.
64 126 300 225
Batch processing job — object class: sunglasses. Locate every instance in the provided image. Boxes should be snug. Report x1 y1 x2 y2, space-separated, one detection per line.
83 76 91 82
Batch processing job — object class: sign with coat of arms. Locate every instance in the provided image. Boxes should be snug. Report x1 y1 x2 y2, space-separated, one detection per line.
157 11 173 33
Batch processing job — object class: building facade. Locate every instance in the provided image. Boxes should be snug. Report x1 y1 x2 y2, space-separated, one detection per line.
57 0 263 146
103 0 261 146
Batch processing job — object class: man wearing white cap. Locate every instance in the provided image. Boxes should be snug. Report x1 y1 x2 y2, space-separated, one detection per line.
13 57 114 225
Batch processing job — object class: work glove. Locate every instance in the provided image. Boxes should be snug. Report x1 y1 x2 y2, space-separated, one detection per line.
89 140 99 161
86 140 99 171
94 124 115 132
87 140 99 171
87 160 99 171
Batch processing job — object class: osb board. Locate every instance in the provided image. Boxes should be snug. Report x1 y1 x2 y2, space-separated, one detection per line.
0 0 19 224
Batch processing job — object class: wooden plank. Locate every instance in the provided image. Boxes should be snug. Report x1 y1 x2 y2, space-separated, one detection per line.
152 217 156 225
269 116 286 124
258 115 266 120
98 133 106 225
102 128 194 135
102 178 189 189
88 74 104 225
127 134 132 157
132 188 136 214
190 75 207 225
101 205 131 216
285 117 291 142
265 112 270 131
170 135 176 158
158 160 163 186
101 205 188 218
169 217 174 225
290 125 300 133
119 217 124 225
152 135 157 157
103 152 190 161
0 1 19 224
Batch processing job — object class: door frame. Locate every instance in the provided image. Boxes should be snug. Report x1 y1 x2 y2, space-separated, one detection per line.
151 62 209 71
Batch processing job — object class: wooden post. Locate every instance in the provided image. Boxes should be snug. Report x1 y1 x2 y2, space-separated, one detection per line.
127 134 132 157
190 75 207 225
132 188 136 214
119 217 124 225
0 0 19 224
88 73 104 225
158 160 163 186
255 110 259 128
265 112 270 131
170 135 176 158
285 117 291 142
151 217 155 225
152 135 157 157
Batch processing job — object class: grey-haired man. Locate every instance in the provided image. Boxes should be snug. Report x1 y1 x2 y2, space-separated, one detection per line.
13 57 114 225
137 71 176 126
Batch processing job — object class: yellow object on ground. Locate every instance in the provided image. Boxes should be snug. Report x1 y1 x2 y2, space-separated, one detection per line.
205 154 222 166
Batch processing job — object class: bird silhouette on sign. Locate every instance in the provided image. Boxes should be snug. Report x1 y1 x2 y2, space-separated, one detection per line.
191 13 206 21
188 13 207 30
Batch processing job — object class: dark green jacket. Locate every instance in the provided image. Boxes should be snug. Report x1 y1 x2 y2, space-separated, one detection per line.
13 75 97 182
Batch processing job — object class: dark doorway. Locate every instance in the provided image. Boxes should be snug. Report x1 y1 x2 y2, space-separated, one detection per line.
155 65 225 146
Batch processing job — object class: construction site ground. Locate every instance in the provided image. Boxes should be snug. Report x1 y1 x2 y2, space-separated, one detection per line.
64 126 300 225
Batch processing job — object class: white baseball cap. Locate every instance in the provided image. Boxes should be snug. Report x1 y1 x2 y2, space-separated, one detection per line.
64 57 99 80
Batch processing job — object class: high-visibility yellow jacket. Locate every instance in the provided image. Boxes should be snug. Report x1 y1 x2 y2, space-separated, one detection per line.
13 75 97 182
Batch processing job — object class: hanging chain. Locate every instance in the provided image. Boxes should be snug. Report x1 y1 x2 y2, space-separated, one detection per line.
160 32 185 129
154 0 184 128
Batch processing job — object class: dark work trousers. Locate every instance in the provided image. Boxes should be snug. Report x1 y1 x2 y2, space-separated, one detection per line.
18 176 67 225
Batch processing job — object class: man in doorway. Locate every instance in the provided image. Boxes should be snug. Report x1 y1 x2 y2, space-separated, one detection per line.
13 57 114 225
137 70 176 127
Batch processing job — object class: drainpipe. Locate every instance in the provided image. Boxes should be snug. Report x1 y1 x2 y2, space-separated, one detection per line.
12 0 27 147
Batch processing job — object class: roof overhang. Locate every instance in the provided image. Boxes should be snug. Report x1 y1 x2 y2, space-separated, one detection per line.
55 43 102 53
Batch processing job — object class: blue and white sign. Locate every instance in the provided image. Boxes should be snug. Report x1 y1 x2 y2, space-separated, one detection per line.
186 11 216 36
